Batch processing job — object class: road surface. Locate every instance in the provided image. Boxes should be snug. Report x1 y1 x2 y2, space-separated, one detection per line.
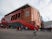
0 29 52 39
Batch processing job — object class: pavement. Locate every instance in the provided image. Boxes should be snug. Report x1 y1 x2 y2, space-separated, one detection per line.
0 29 52 39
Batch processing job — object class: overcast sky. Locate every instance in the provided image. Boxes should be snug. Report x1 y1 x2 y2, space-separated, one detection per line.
0 0 52 22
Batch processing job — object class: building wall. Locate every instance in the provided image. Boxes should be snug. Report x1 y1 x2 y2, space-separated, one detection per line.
22 7 31 23
4 16 11 23
4 7 31 23
31 7 41 28
4 9 22 23
3 6 41 28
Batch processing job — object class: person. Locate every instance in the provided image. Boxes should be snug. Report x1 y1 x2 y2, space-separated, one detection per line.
33 29 37 36
33 26 38 36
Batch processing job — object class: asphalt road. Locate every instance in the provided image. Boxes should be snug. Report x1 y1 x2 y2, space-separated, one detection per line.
0 29 52 39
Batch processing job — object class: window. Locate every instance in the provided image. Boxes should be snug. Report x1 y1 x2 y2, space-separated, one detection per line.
11 13 20 20
25 11 30 17
11 16 13 20
17 13 20 18
11 15 16 20
15 14 17 19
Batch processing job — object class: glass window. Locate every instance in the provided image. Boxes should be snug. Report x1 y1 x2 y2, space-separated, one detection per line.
11 16 13 20
17 13 20 18
15 14 17 19
25 11 30 17
11 15 15 20
11 13 20 20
